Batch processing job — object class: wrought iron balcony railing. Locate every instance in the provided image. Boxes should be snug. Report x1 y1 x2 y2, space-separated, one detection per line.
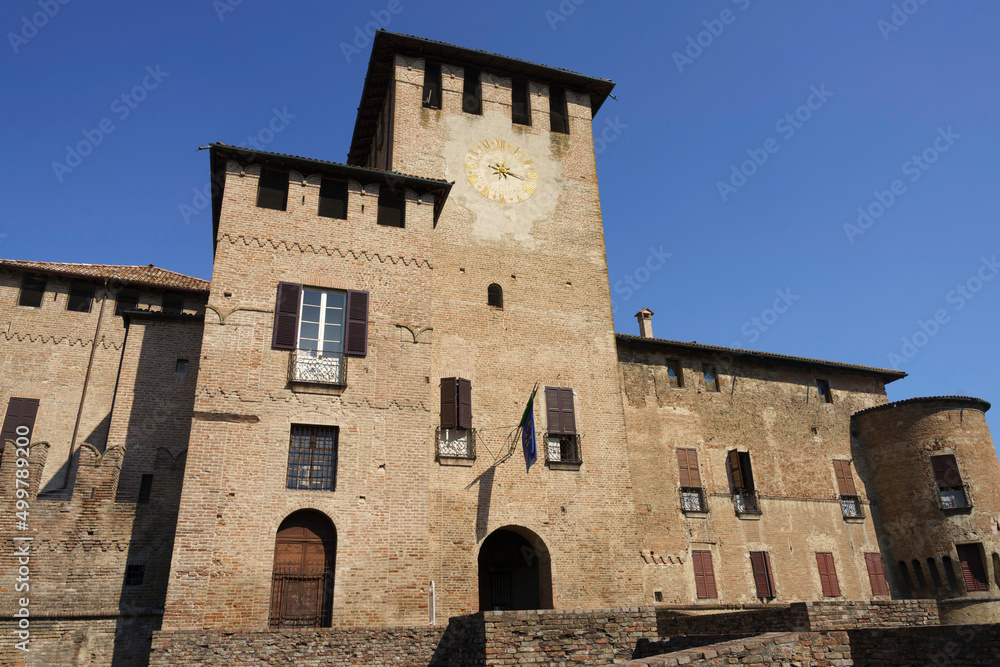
680 487 707 513
435 427 476 460
288 349 346 385
544 433 582 464
734 489 762 515
840 494 865 519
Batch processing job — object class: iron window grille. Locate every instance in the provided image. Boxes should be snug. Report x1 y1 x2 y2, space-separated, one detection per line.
840 495 865 518
734 489 762 515
286 425 338 491
939 484 972 511
680 487 707 513
288 349 347 385
269 565 333 629
544 432 582 464
435 427 476 460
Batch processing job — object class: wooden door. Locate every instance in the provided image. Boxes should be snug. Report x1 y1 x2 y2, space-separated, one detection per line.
270 513 335 628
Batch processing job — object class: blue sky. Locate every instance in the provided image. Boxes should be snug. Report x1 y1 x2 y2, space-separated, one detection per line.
3 1 998 435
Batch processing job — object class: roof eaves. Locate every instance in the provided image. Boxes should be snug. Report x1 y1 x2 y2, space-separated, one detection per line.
615 333 907 382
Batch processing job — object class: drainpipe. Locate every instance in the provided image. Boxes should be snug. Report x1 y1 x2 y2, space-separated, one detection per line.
62 279 108 490
430 580 436 626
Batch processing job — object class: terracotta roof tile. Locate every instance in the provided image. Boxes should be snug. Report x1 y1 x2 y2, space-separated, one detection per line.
0 259 210 292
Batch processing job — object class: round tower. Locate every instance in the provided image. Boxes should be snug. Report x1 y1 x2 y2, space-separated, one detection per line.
854 396 1000 622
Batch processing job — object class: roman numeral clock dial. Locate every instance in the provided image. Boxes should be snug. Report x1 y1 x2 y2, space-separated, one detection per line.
464 139 539 203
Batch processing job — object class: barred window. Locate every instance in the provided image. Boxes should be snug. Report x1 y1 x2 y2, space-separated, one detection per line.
287 425 338 491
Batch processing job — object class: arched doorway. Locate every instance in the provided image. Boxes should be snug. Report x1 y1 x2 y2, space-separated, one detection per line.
478 526 553 611
269 510 336 628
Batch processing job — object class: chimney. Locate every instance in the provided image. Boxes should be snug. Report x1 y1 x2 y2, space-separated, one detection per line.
635 308 654 338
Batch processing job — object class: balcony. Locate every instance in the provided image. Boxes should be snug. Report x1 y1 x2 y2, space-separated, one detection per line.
436 427 476 465
733 489 762 516
545 433 582 469
840 494 865 519
288 349 346 386
680 487 707 513
939 484 973 511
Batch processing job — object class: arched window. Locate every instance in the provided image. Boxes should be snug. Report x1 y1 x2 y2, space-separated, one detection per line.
487 283 503 309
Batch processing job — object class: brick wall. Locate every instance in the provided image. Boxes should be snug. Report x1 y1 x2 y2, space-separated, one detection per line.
0 616 160 667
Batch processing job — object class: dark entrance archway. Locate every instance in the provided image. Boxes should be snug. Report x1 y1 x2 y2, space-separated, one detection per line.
269 509 336 628
478 526 553 611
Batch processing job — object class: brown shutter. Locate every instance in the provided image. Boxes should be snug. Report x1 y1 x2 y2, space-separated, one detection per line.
931 455 963 487
344 290 369 357
440 378 457 429
957 544 989 592
817 553 841 597
272 282 301 350
833 460 858 496
729 450 745 490
678 449 701 488
750 551 775 598
545 387 561 434
558 388 576 435
865 553 890 596
692 550 717 599
1 398 40 451
457 378 472 430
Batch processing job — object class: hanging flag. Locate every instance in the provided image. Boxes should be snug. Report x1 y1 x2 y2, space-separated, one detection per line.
519 385 538 473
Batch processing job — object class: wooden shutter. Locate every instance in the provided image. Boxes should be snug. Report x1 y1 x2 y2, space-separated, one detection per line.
931 455 963 488
692 551 717 599
440 378 457 429
957 544 989 592
678 449 701 488
865 553 890 596
816 553 841 597
558 388 576 435
457 378 472 430
833 460 858 496
729 450 745 490
344 290 369 357
750 551 776 598
545 387 561 434
272 282 301 350
1 398 40 451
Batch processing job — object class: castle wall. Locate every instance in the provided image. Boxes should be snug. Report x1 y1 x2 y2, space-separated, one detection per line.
618 338 894 604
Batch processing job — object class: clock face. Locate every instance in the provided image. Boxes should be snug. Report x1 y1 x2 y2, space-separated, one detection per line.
464 139 539 204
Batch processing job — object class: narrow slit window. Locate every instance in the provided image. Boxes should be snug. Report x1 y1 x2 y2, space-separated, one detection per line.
67 282 95 313
19 274 46 308
816 379 833 403
549 85 569 134
256 167 289 211
422 61 442 109
137 474 153 504
512 78 531 125
318 178 348 219
703 365 719 392
115 287 139 316
377 186 406 228
463 67 482 115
